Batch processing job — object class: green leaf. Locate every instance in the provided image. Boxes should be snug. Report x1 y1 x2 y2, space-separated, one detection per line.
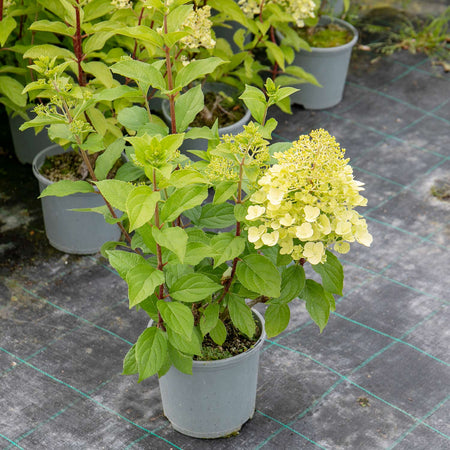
136 327 168 382
115 26 163 47
82 61 114 88
170 273 222 303
94 138 125 180
157 300 194 341
167 325 202 356
111 59 166 92
117 106 149 131
94 85 139 101
183 241 213 265
209 319 227 345
265 304 290 338
95 179 134 211
175 57 226 89
126 263 165 308
122 344 138 375
106 249 146 280
273 265 305 304
227 294 255 338
213 181 237 204
0 17 17 46
29 19 75 37
168 168 209 188
160 184 208 223
265 41 286 70
23 44 75 61
175 84 204 132
168 343 193 375
302 279 332 332
152 227 188 263
312 251 344 296
126 186 160 232
211 233 245 268
236 255 281 298
185 203 235 229
0 76 26 108
239 85 266 124
83 32 114 55
39 180 95 198
199 303 219 336
115 162 144 182
164 264 194 289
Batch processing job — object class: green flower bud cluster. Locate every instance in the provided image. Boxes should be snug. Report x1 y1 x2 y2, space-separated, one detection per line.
246 129 372 265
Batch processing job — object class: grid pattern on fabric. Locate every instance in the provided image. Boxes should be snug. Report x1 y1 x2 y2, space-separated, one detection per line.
1 49 449 449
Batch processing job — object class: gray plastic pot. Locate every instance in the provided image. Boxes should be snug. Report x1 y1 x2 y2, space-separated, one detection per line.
162 83 251 160
289 17 358 109
32 144 121 254
158 309 266 438
8 110 53 164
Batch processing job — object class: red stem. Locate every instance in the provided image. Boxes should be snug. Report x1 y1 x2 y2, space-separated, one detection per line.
163 14 176 134
73 2 86 86
132 7 145 59
0 0 3 21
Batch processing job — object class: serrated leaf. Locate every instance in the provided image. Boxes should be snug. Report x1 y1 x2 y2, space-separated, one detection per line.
106 249 146 280
175 84 204 132
0 76 26 108
23 44 75 61
0 17 17 46
166 325 202 356
274 265 305 304
211 233 245 268
185 203 235 229
136 327 168 382
312 251 344 296
122 344 138 375
94 138 125 180
170 273 222 303
213 181 237 204
227 294 255 338
199 303 219 336
209 319 227 345
126 186 160 232
117 106 149 131
38 180 95 198
160 184 208 223
152 226 188 263
175 57 225 89
265 303 290 338
126 263 165 308
95 179 134 211
302 279 332 332
236 255 281 298
157 300 194 341
168 342 193 375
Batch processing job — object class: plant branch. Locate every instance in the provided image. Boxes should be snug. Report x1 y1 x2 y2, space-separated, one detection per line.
73 1 86 86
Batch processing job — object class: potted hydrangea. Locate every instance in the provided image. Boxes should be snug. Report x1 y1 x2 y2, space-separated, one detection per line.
92 79 372 438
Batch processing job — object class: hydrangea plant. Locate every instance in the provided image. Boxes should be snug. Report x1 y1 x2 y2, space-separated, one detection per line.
88 79 372 381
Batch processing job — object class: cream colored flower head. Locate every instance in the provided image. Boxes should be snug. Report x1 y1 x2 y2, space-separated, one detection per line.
181 5 216 50
238 0 316 27
111 0 132 9
246 129 372 265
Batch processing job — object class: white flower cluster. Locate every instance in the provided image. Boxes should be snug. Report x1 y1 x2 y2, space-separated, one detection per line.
181 5 216 50
246 129 372 265
238 0 316 27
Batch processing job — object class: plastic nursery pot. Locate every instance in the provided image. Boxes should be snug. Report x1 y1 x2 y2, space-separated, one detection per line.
8 110 53 164
32 144 121 255
288 16 358 109
158 309 266 438
162 82 251 160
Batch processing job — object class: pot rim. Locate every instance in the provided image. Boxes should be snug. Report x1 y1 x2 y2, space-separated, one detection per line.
150 308 266 370
32 144 75 187
302 16 358 52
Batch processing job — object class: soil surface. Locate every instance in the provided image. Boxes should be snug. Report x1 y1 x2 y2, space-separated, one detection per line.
195 318 261 361
297 23 353 47
190 92 246 129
